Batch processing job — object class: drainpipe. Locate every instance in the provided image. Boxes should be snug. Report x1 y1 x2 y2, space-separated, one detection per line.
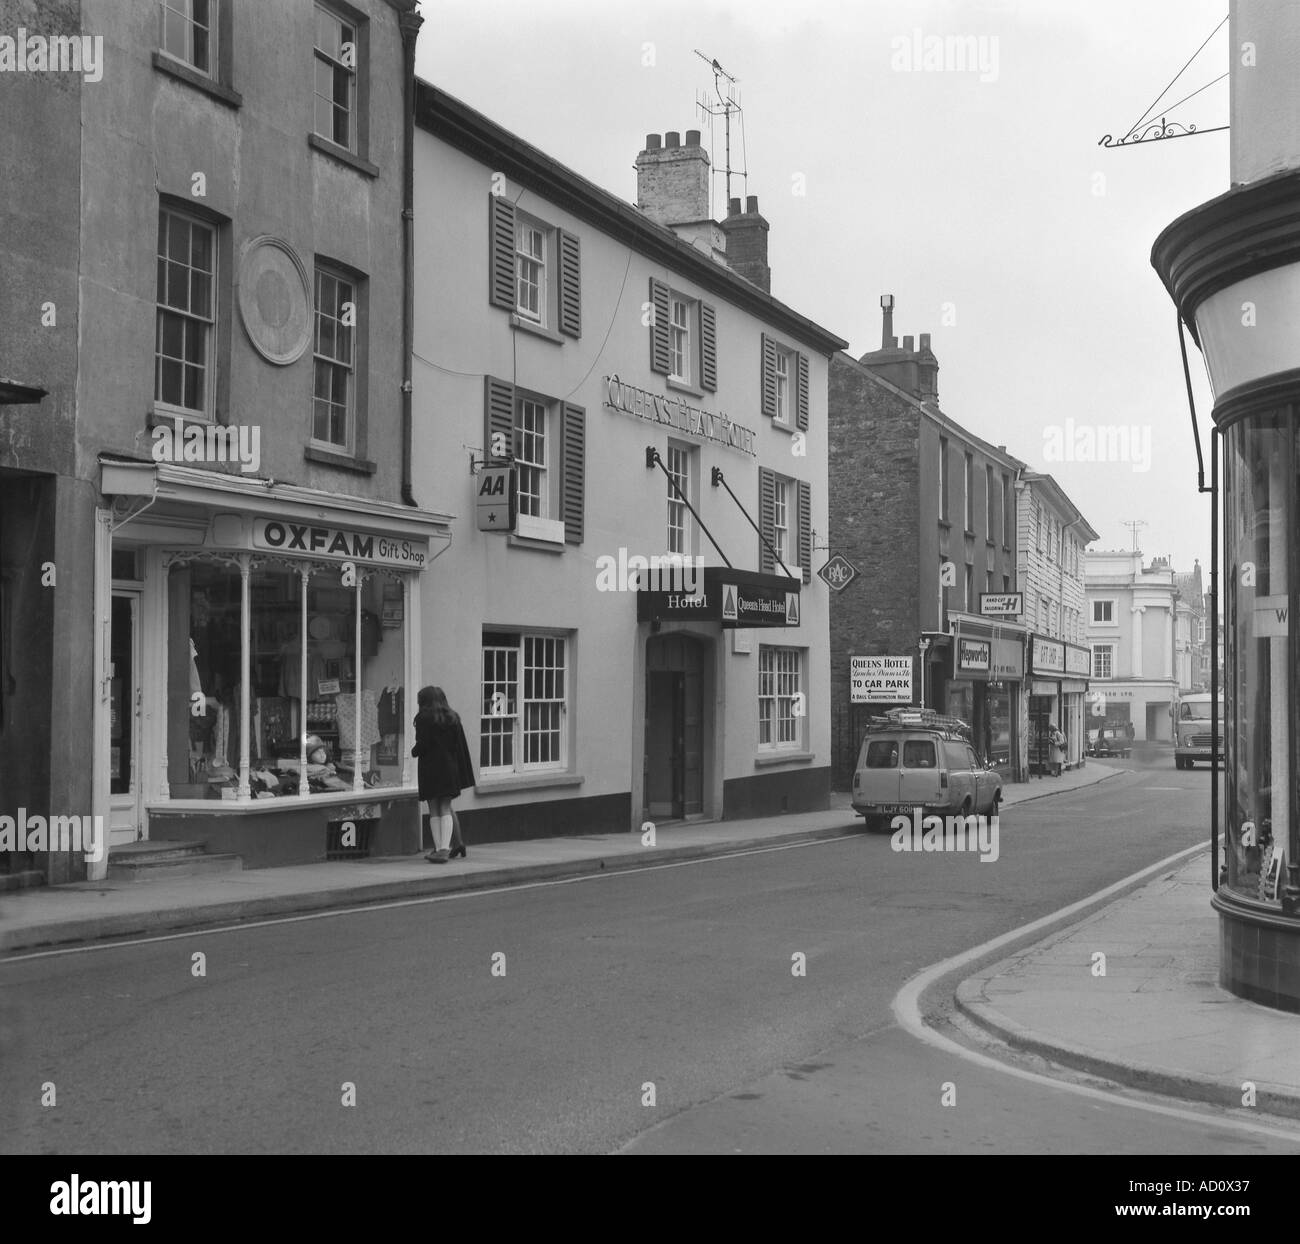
399 7 422 507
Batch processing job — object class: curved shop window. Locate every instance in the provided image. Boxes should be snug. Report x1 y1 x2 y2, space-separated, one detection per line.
165 554 411 801
1223 411 1295 903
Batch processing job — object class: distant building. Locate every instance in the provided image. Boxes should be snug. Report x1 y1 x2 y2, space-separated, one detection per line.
828 300 1026 786
1173 561 1207 692
1084 550 1180 741
1015 472 1097 771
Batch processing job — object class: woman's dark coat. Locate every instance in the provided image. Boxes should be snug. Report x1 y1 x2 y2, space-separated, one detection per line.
412 709 476 800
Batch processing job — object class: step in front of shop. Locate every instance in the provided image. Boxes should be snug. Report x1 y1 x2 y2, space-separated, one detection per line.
106 840 243 882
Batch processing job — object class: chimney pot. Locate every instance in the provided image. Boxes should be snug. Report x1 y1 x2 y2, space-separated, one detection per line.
919 332 931 350
665 131 681 148
645 133 661 150
686 129 701 146
903 335 914 352
745 194 759 214
728 196 742 217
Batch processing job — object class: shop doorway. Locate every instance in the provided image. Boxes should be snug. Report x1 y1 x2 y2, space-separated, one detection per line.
109 590 143 845
644 635 705 820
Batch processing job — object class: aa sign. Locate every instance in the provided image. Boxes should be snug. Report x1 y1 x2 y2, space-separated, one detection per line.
476 465 517 532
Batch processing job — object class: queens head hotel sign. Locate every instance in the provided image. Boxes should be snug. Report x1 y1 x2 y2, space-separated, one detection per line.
603 374 757 456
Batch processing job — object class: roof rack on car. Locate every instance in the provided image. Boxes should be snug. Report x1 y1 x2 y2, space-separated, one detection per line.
863 707 973 737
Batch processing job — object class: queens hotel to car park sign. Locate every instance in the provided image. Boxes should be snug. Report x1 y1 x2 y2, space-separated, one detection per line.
603 374 757 456
851 655 914 703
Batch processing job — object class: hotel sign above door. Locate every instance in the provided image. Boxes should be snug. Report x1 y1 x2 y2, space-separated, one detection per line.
603 374 757 456
637 567 800 628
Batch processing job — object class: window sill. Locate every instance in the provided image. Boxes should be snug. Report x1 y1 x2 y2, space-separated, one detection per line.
770 417 796 435
510 314 563 344
666 376 704 399
986 538 996 549
305 445 376 474
938 518 952 530
964 528 977 539
475 772 584 794
513 514 565 545
149 788 416 814
754 749 815 767
147 405 215 430
152 51 243 108
307 133 379 179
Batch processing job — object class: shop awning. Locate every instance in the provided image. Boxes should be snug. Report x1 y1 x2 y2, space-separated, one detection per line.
100 460 454 556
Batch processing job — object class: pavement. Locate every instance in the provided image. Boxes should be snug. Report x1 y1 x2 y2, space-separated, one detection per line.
8 756 1295 1127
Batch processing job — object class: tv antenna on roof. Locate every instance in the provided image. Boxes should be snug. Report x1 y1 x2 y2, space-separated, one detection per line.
1122 519 1148 552
694 49 747 218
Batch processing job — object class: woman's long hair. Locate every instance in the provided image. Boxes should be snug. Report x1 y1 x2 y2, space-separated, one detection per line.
416 685 459 726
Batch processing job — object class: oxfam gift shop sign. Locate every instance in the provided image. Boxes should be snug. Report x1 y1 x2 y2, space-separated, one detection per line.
603 374 757 456
252 518 429 568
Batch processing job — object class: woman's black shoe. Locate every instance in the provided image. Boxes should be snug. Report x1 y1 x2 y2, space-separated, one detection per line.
451 845 466 859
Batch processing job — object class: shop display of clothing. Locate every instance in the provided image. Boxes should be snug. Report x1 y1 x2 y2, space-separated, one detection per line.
336 690 381 752
378 686 404 735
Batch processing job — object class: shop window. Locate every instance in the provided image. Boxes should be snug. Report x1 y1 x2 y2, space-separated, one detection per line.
1223 412 1294 904
312 266 358 450
758 645 803 750
479 630 568 775
166 559 408 801
1092 644 1113 679
155 206 216 416
758 467 810 583
314 4 359 152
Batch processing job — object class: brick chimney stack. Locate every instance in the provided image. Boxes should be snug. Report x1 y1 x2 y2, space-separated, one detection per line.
718 194 771 293
858 298 939 405
635 130 728 261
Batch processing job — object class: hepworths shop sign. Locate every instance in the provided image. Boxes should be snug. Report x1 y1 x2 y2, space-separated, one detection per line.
851 655 914 703
253 519 428 568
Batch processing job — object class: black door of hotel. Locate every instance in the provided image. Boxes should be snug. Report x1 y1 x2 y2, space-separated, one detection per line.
645 635 703 820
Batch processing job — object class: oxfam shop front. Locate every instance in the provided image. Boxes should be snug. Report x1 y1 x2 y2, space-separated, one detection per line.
96 462 451 871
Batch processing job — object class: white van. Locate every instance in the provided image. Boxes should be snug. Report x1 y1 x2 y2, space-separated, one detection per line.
1174 691 1222 769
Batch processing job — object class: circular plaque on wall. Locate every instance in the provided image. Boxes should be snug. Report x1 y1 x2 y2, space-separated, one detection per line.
236 236 312 365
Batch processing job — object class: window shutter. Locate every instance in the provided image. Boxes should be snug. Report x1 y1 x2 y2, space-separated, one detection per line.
797 479 811 584
649 278 670 374
488 194 516 311
561 401 586 544
758 467 775 574
699 301 717 392
760 334 777 419
558 229 581 338
795 352 809 431
484 376 514 462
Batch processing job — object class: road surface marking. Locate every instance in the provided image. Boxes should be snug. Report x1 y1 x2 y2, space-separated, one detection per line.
892 843 1300 1142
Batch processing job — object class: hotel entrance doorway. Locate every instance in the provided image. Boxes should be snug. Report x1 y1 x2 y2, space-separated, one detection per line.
644 634 705 821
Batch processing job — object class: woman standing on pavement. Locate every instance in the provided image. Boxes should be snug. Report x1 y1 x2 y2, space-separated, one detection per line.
411 685 476 863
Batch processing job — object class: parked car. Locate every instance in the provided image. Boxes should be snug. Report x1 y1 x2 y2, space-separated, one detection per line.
1087 726 1131 759
851 708 1002 830
1174 691 1222 769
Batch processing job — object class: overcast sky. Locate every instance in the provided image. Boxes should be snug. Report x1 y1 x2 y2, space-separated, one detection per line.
416 0 1229 581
